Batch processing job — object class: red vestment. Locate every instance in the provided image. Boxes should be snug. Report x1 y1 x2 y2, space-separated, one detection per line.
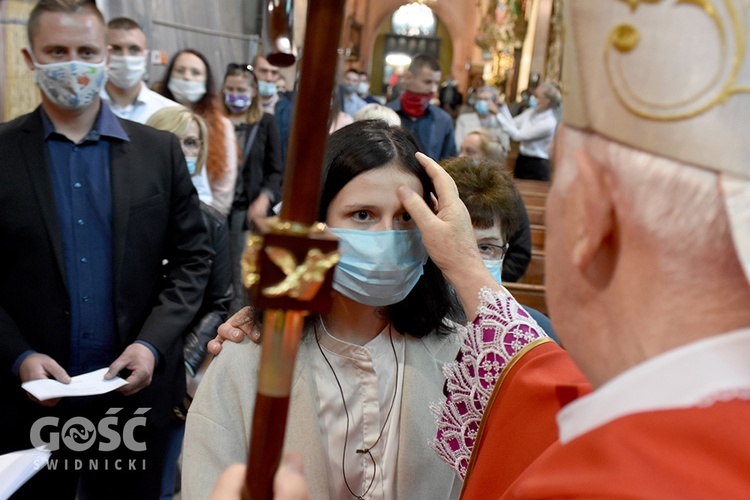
462 343 750 498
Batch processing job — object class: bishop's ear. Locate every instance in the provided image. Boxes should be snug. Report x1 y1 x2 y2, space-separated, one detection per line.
571 148 618 286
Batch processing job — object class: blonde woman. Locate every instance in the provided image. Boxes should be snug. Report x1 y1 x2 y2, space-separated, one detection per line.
146 107 233 498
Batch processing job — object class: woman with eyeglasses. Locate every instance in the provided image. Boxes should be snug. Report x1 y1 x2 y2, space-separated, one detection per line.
458 129 533 284
221 62 284 313
157 49 238 217
441 157 557 342
146 106 233 498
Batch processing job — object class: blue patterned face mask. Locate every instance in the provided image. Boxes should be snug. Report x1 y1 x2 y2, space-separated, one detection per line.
329 228 428 307
484 259 504 284
28 48 106 110
528 96 539 108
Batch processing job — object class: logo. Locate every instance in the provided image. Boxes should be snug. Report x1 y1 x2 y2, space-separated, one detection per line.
30 408 149 453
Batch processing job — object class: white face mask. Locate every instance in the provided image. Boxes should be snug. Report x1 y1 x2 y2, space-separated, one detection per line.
28 48 106 110
107 54 147 89
168 78 206 104
357 81 370 96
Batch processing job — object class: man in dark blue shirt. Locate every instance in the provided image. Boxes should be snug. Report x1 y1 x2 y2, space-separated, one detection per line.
0 1 211 497
387 53 457 161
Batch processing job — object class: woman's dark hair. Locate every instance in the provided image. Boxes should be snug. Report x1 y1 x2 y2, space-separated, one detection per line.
317 119 461 337
158 49 230 185
159 49 220 117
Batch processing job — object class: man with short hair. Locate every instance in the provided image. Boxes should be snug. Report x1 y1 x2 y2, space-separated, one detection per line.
386 53 456 161
340 68 367 116
100 17 179 124
357 71 380 104
253 54 292 165
0 1 211 496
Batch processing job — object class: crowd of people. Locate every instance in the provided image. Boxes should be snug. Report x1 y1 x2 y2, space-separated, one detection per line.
3 0 749 499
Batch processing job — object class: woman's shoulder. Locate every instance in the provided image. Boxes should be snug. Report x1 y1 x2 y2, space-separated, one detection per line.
204 338 262 383
408 321 463 361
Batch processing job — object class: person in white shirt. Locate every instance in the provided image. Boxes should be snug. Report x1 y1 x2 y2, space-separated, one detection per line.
494 82 560 181
102 19 215 209
100 17 180 124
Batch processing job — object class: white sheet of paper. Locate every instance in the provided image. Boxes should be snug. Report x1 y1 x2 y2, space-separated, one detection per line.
0 447 51 498
21 367 128 401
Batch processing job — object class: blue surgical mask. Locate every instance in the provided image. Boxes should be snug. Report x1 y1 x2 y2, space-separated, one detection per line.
185 156 198 176
342 83 358 95
257 80 277 97
528 96 539 108
329 228 428 307
484 259 504 284
474 100 489 115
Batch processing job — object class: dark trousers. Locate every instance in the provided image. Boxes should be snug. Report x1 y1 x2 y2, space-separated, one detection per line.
228 207 251 315
514 153 551 181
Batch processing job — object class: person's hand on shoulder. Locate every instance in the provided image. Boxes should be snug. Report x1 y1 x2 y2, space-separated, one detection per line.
208 306 261 355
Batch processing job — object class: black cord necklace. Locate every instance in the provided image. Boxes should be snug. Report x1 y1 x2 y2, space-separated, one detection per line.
315 319 400 500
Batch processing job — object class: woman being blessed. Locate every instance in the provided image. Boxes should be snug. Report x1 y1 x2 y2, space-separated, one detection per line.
182 120 550 499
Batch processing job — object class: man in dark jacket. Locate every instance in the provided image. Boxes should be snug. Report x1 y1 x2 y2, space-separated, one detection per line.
0 1 211 497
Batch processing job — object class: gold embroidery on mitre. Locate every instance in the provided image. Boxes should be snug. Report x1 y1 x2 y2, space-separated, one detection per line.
611 24 641 51
605 0 749 120
262 247 340 301
620 0 662 12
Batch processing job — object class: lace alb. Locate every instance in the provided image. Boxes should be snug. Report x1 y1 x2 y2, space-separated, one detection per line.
430 287 548 479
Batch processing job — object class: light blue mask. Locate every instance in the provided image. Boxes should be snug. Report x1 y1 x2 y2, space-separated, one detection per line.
474 100 489 115
484 259 504 284
329 228 428 307
528 96 539 108
257 80 277 97
185 156 198 176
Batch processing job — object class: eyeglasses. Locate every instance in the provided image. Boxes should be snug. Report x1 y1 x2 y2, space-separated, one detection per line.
227 62 253 73
180 137 202 154
477 242 508 260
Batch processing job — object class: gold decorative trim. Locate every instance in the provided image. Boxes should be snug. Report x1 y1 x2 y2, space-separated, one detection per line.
460 337 555 496
605 0 748 121
261 247 339 301
266 216 328 237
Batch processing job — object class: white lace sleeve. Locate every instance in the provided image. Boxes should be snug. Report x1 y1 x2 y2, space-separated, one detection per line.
430 287 548 479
